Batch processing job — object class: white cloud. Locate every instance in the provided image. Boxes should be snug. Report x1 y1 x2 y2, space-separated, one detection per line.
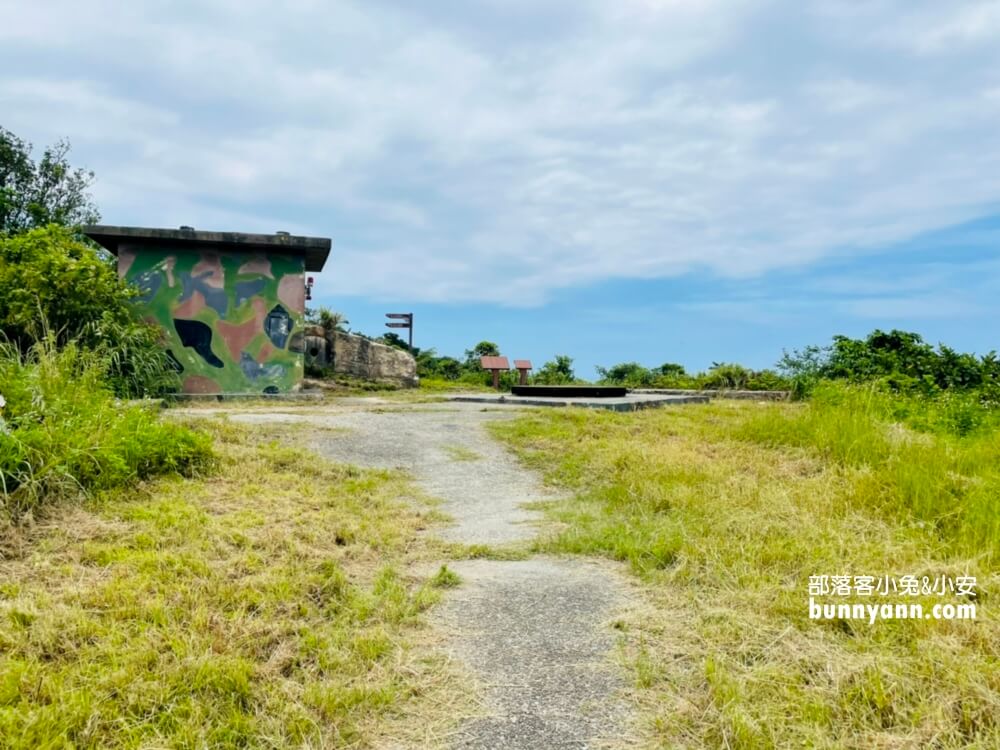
841 296 985 320
883 1 1000 54
1 0 999 304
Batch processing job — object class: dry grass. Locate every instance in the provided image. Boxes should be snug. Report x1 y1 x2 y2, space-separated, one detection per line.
0 419 471 748
491 401 999 749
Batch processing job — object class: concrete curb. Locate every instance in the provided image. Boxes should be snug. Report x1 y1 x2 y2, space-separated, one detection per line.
449 393 710 412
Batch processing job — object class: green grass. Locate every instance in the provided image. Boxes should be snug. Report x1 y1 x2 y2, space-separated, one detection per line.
417 377 492 393
490 395 999 749
0 339 212 535
0 420 466 748
430 565 462 588
737 383 1000 559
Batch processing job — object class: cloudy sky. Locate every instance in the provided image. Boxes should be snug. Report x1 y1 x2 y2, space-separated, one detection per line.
3 0 999 375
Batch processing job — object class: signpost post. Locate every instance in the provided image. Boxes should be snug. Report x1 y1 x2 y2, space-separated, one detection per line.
385 313 413 350
479 356 510 390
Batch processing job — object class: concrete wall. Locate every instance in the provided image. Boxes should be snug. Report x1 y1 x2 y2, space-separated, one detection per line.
119 244 305 394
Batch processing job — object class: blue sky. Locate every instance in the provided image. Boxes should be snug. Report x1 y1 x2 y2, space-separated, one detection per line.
2 0 999 376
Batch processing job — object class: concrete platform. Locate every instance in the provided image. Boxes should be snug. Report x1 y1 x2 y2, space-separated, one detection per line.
448 392 709 412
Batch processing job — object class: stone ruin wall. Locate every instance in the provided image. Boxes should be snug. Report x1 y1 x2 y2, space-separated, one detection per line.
304 326 418 387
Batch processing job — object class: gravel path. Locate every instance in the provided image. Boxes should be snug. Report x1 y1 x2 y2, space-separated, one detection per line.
229 403 547 544
226 401 635 748
439 559 632 749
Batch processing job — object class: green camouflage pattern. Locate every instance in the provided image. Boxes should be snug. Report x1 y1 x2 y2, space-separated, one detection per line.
118 245 305 394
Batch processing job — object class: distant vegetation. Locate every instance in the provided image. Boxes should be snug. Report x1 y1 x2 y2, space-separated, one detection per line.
780 328 1000 399
305 306 349 333
381 323 998 434
595 360 790 391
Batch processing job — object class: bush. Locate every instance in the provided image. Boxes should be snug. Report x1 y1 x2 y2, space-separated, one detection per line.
532 355 576 385
0 226 178 397
595 361 655 387
0 226 124 347
780 329 1000 394
699 362 752 389
0 339 212 529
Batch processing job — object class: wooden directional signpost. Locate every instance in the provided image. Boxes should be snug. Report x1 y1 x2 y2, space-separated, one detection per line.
385 312 413 350
513 359 533 386
480 356 510 390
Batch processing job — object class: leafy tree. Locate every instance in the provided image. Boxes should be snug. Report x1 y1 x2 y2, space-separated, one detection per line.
464 340 500 366
533 355 576 385
825 330 936 383
931 345 982 390
1 226 127 347
1 127 99 235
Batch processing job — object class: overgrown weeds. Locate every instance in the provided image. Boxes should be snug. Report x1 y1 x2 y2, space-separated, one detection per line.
491 399 998 748
0 419 465 748
738 382 1000 559
0 226 180 398
0 338 210 534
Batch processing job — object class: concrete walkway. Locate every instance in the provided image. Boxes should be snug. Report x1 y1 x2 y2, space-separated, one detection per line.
229 402 635 748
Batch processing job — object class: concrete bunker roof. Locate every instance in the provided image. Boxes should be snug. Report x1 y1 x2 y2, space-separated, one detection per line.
83 224 331 272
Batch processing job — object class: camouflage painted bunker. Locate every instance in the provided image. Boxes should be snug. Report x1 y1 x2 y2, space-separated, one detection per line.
84 225 331 395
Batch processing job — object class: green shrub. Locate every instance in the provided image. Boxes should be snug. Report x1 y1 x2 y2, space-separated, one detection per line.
699 362 749 389
0 339 211 528
742 368 790 391
0 226 124 347
532 355 576 385
0 226 178 397
595 361 655 387
780 329 1000 394
418 354 463 380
